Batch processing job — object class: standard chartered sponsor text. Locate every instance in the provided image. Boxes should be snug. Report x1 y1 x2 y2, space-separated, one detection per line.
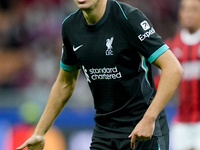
89 66 122 80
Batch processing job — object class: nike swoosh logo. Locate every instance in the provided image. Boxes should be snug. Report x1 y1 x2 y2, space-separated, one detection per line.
73 45 83 51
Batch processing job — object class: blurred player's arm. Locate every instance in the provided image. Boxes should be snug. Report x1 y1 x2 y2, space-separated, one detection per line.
129 50 183 149
17 68 80 150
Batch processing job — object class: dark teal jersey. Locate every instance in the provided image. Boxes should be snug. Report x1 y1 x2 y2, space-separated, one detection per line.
61 0 169 138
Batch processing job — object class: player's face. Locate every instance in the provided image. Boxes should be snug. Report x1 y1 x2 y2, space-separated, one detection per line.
179 0 200 32
73 0 101 11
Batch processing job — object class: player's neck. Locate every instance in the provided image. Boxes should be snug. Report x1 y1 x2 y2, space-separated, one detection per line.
187 26 200 34
82 0 107 24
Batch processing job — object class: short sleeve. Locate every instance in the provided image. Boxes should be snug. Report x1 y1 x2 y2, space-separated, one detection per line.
60 22 80 71
126 9 169 63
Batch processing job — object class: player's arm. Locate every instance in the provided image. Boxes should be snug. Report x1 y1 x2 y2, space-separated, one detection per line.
148 49 183 120
129 50 183 149
17 68 80 150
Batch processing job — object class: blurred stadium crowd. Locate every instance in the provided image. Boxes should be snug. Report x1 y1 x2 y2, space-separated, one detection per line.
0 0 181 150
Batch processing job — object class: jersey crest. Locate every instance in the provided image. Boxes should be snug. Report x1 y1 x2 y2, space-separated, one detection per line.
105 37 114 56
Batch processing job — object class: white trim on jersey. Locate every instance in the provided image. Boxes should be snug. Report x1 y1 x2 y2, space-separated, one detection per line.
180 28 200 45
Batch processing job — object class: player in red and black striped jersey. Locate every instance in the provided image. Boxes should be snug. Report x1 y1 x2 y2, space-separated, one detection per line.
17 0 183 150
166 29 200 123
164 0 200 150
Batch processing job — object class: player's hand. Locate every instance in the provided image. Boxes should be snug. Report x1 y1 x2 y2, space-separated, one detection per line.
128 116 155 149
16 135 45 150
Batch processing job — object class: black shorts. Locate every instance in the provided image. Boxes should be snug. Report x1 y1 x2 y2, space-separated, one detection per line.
90 133 169 150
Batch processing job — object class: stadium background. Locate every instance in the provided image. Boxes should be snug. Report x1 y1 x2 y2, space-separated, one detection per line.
0 0 181 149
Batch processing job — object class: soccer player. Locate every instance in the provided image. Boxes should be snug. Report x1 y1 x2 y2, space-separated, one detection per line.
164 0 200 149
17 0 183 150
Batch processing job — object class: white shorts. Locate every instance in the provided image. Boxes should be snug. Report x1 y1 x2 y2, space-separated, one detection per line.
170 122 200 150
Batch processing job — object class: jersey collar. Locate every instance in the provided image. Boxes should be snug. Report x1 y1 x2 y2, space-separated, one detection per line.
82 0 111 31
